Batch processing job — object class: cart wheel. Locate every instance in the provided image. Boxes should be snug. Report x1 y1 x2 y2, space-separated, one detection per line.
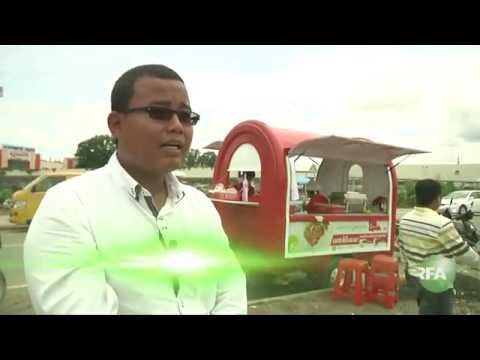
307 256 343 289
0 270 6 304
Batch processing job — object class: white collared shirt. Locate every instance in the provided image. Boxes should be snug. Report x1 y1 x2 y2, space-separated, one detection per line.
24 153 247 315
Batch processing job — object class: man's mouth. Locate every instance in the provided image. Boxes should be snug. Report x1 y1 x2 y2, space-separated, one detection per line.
160 144 183 150
160 142 184 151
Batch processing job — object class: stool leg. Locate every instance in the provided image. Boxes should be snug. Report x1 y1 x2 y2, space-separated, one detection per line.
354 269 365 306
332 268 343 301
344 270 353 294
365 270 374 302
383 275 397 309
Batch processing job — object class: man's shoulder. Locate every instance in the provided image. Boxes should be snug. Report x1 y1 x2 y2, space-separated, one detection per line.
47 167 111 198
400 208 450 229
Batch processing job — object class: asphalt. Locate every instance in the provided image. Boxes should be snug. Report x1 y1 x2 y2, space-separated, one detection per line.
1 209 479 315
0 213 27 231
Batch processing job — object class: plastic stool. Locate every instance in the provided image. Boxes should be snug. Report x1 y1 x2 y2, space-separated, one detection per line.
332 258 370 306
366 255 400 309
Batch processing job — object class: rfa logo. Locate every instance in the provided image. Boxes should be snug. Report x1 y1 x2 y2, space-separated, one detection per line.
418 266 447 280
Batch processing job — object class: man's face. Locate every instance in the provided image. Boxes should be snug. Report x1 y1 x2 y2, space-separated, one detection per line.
109 76 193 174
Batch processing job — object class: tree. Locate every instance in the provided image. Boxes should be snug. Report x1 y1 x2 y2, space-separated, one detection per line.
398 180 416 208
185 149 200 169
441 181 456 197
0 188 13 203
75 135 116 169
197 151 217 168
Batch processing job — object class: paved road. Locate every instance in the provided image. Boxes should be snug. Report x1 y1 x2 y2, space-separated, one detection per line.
1 210 479 315
0 229 33 314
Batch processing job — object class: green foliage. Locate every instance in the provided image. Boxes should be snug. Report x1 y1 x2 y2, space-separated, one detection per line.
0 188 13 203
398 180 460 208
183 149 217 169
185 149 200 169
197 151 217 168
441 181 456 197
75 135 116 169
398 181 416 208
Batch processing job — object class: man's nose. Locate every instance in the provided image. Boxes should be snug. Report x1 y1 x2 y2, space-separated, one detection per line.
167 113 184 132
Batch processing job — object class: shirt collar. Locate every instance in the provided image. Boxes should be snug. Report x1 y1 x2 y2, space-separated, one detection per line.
107 152 185 203
413 206 439 216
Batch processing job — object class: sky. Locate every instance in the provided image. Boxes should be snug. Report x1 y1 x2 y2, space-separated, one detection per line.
1 45 480 164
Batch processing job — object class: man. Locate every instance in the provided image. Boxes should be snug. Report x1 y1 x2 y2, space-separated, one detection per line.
398 179 480 315
24 64 247 314
233 171 255 198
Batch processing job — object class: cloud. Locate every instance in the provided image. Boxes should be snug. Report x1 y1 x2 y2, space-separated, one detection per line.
447 107 480 143
3 45 480 165
350 96 420 113
0 99 110 159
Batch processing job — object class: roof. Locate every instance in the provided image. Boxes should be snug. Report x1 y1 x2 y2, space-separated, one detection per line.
347 163 480 182
288 135 427 165
203 122 319 152
203 141 223 151
394 164 480 182
176 167 214 179
203 121 426 164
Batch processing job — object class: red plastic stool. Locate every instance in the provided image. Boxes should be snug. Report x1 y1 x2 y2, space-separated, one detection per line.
366 255 400 309
332 258 370 306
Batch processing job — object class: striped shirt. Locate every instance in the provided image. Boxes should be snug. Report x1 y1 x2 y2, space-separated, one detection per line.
399 207 480 280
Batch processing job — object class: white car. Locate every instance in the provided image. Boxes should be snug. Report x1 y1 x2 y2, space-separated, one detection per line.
439 190 480 217
2 199 13 209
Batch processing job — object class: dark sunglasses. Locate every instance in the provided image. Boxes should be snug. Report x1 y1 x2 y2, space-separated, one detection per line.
124 106 200 126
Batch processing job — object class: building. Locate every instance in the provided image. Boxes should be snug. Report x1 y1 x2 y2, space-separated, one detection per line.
64 157 78 169
348 163 480 190
40 159 65 171
394 164 480 183
0 144 40 171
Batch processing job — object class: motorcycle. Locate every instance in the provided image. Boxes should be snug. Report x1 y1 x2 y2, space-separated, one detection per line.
439 207 480 252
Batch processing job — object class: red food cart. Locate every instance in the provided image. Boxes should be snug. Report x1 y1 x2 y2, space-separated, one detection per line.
207 120 427 285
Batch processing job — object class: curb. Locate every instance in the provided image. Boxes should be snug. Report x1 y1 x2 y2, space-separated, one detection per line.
0 225 28 231
248 288 331 306
248 272 480 307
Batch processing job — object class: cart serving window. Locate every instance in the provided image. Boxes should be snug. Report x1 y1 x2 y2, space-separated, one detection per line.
286 136 427 258
209 143 262 205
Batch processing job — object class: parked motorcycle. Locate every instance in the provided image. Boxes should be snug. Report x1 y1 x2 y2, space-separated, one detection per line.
439 207 480 252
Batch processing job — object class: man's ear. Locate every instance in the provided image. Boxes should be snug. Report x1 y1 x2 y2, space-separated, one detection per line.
108 112 122 143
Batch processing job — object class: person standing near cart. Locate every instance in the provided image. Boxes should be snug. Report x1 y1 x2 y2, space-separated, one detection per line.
398 179 480 315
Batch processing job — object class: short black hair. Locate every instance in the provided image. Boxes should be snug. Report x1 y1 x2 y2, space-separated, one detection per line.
415 179 442 207
111 64 184 112
245 171 255 180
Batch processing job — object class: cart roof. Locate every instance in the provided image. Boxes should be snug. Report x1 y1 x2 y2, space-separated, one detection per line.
203 121 428 164
288 136 429 164
203 125 319 151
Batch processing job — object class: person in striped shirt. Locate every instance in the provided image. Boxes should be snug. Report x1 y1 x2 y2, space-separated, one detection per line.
398 179 480 315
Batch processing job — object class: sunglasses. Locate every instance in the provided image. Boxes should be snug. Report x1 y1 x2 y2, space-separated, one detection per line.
124 106 200 126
